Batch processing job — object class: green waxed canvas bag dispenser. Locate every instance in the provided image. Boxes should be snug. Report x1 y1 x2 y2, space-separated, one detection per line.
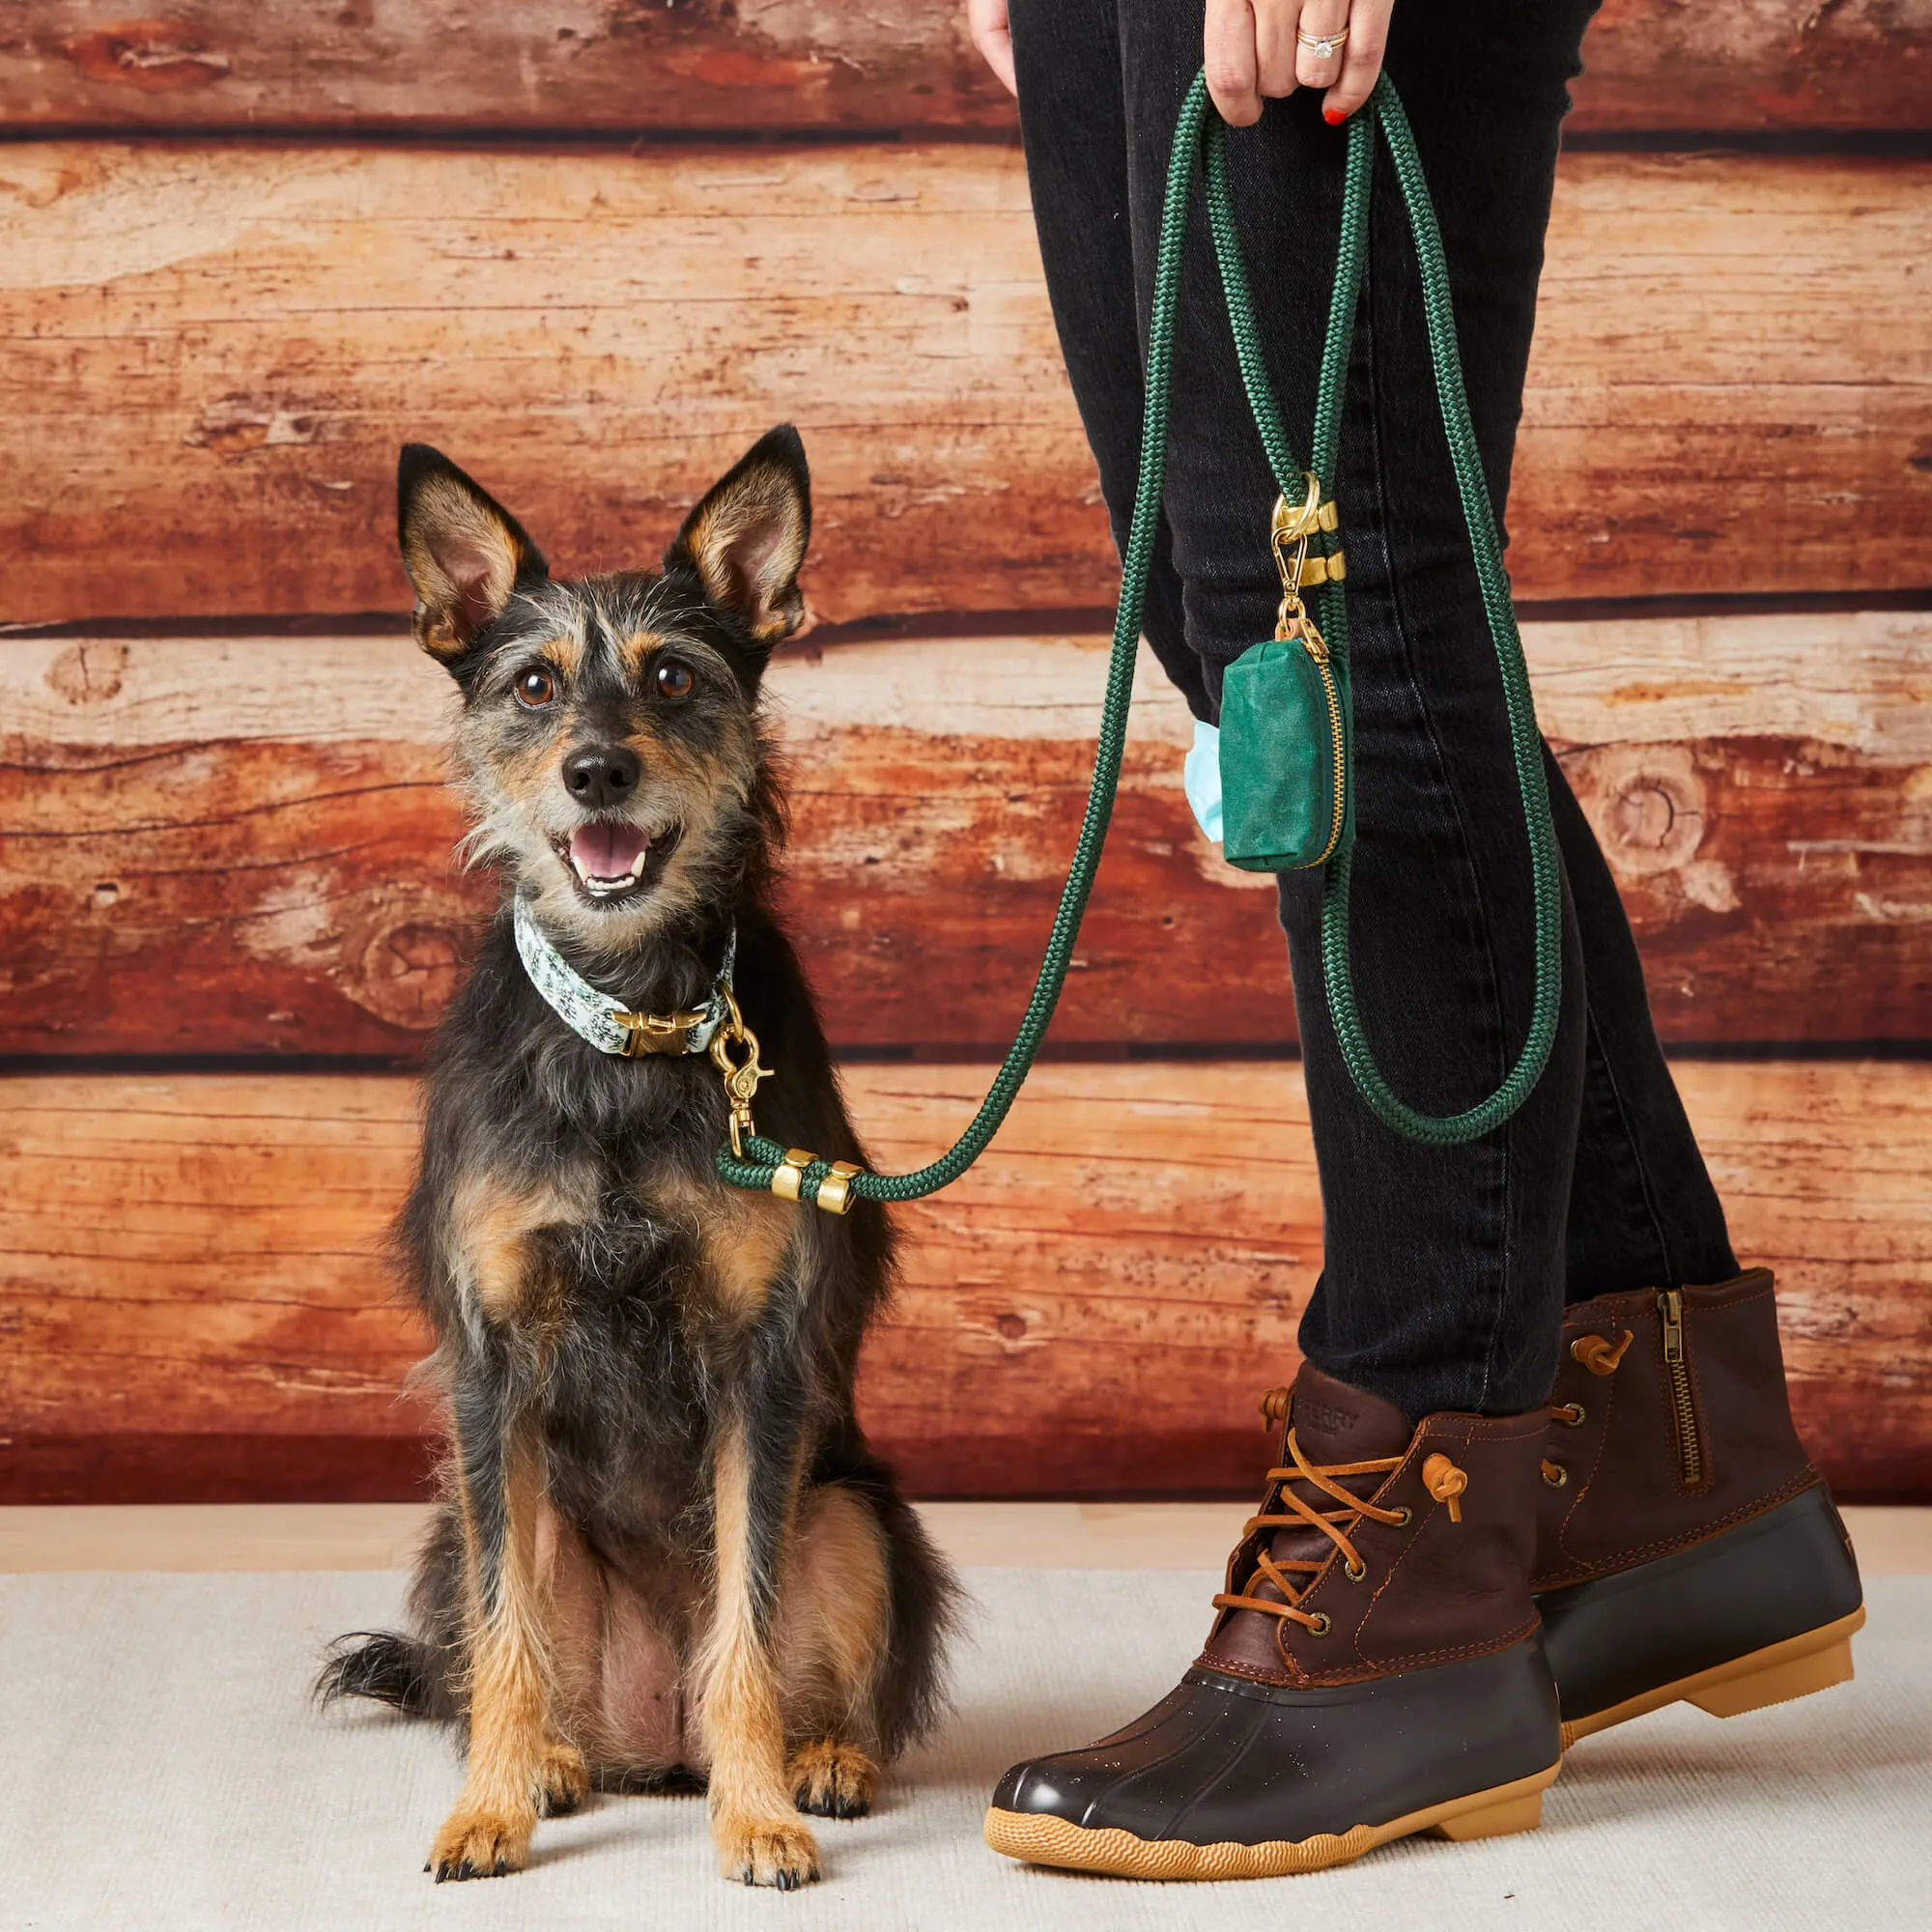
1217 634 1346 872
712 72 1566 1212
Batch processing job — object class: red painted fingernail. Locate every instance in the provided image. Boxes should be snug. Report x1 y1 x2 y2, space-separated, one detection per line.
1324 106 1346 125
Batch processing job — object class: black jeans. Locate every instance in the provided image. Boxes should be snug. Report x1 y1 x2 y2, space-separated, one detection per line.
1010 0 1737 1419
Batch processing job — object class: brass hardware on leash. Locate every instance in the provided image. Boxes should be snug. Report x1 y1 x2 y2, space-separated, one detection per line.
771 1148 862 1214
708 995 859 1213
1270 471 1342 660
813 1161 863 1215
708 987 772 1159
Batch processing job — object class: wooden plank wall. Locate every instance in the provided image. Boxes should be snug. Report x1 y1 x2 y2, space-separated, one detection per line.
2 145 1927 622
4 2 1929 132
3 4 1929 1502
7 1063 1929 1500
9 614 1931 1056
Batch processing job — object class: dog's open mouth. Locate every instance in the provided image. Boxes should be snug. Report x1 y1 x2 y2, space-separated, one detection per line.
554 820 680 905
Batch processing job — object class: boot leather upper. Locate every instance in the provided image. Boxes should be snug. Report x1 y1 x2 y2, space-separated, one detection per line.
1200 1366 1546 1689
1534 1267 1820 1592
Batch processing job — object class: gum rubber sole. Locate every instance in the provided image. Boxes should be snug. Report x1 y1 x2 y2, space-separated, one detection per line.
981 1761 1560 1881
1561 1605 1865 1747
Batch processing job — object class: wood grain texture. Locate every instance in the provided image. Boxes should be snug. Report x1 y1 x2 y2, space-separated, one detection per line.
2 1061 1925 1500
0 0 1014 134
5 612 1928 1056
1575 0 1932 131
1 2 1925 132
2 145 1926 623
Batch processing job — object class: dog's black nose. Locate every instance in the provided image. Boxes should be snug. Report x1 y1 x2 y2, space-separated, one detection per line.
563 744 641 810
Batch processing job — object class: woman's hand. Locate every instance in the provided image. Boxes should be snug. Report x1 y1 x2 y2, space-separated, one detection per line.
967 0 1018 97
1206 1 1394 127
969 3 1391 122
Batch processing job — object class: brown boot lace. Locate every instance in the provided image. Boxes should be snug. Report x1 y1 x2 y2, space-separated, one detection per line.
1211 1387 1463 1637
1546 1326 1634 1483
1572 1328 1634 1377
1549 1326 1633 1426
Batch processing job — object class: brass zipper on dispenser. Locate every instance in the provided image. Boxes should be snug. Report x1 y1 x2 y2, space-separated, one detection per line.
1658 1289 1703 1487
1311 652 1345 866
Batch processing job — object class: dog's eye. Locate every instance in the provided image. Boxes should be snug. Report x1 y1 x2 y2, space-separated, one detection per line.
655 658 696 703
514 668 555 709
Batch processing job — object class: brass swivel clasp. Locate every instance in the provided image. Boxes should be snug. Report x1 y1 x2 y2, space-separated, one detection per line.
708 986 772 1158
1270 471 1343 661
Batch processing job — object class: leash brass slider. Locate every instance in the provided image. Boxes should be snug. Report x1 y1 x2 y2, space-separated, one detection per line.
772 1151 863 1215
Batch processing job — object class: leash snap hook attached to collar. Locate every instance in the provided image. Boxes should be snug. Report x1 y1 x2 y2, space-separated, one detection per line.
707 986 774 1159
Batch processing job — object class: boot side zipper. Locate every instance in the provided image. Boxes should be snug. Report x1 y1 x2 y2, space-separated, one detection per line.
1658 1289 1703 1487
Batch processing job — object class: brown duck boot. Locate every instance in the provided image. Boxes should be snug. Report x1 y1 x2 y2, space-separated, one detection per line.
1534 1268 1865 1745
983 1366 1561 1880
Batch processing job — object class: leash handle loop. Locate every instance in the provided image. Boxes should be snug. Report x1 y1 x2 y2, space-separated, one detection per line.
719 71 1564 1205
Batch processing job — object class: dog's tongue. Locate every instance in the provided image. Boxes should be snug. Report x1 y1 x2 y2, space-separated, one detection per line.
1201 1367 1415 1675
570 820 648 880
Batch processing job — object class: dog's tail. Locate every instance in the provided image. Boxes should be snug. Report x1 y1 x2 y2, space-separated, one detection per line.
313 1631 446 1719
814 1426 967 1759
316 1483 466 1719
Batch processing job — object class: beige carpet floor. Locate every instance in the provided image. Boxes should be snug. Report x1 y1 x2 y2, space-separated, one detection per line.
3 1568 1926 1931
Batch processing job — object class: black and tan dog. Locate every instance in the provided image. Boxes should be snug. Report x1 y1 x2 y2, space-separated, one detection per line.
319 429 957 1889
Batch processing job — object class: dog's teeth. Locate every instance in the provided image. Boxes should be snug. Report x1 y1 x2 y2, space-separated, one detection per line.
566 838 649 894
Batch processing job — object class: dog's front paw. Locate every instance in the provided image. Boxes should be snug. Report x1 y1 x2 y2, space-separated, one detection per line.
537 1742 590 1817
715 1812 821 1889
427 1804 531 1882
789 1741 876 1820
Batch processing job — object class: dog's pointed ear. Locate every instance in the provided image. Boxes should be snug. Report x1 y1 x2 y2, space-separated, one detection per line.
397 444 548 664
664 425 811 648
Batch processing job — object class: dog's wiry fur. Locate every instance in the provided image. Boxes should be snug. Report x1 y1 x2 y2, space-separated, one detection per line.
317 429 959 1889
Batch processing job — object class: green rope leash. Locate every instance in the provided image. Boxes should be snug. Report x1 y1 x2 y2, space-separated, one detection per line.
718 71 1563 1208
1314 85 1566 1146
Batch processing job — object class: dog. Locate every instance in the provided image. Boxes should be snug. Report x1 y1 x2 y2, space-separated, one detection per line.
318 428 958 1889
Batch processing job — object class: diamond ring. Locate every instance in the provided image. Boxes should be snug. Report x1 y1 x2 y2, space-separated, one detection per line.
1296 27 1350 60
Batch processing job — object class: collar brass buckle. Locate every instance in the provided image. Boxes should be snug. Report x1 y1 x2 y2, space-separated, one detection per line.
612 1007 711 1057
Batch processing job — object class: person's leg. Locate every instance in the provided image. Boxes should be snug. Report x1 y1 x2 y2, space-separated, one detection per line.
1008 0 1205 721
1014 0 1740 1364
1547 750 1740 1297
1104 0 1600 1421
1535 759 1862 1754
1001 10 1861 1848
985 0 1588 1879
